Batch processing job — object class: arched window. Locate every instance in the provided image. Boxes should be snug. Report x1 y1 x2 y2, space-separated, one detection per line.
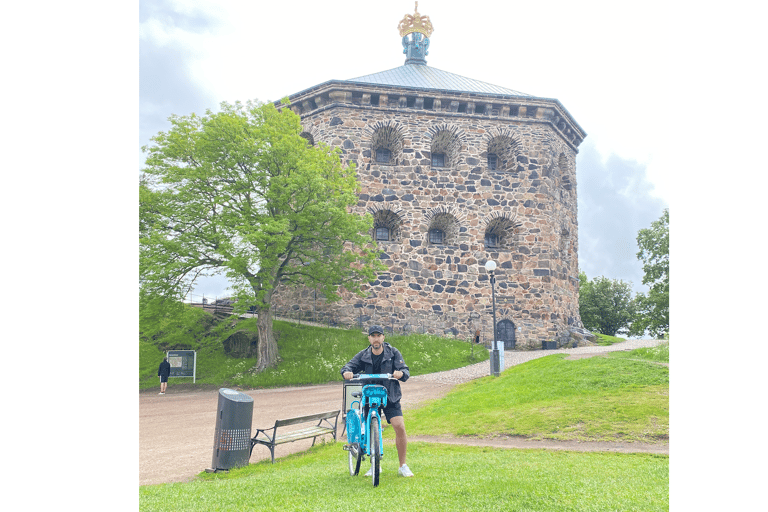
429 229 445 245
485 233 499 248
429 127 463 169
371 208 403 243
370 123 402 165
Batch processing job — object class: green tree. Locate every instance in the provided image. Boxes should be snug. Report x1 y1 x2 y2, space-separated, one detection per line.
139 291 213 349
631 209 669 338
579 271 638 336
140 100 384 372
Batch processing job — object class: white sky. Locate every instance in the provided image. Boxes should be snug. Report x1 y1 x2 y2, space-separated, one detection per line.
141 0 671 199
140 0 673 302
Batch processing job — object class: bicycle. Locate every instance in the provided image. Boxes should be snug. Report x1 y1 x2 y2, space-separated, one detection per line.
343 373 393 487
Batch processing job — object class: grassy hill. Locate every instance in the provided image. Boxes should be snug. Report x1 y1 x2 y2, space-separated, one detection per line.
140 312 488 390
400 350 668 443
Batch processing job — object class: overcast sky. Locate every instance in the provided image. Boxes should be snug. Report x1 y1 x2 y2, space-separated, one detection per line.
139 0 673 301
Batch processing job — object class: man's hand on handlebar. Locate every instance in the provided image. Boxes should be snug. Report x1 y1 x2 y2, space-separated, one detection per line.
343 371 354 380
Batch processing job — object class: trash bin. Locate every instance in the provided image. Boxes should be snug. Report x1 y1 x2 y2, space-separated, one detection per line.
211 388 254 471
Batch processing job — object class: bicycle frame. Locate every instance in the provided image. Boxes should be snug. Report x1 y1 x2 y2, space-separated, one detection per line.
344 373 392 486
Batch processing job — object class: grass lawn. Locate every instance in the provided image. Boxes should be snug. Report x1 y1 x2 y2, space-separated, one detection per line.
400 352 668 443
140 344 669 511
140 442 668 512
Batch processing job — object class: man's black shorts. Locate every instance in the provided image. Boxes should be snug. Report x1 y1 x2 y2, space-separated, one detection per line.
381 400 403 424
160 376 168 383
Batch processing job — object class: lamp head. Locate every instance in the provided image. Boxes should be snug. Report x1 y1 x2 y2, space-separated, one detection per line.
485 260 497 272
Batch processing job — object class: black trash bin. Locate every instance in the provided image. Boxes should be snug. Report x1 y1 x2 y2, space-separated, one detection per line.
211 388 254 471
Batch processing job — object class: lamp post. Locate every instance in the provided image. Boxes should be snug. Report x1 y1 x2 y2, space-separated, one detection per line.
485 260 500 376
485 260 498 342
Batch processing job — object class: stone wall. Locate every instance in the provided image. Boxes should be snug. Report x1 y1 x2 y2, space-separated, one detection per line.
271 82 585 349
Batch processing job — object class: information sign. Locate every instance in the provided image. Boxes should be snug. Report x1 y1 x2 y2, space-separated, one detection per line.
167 350 197 383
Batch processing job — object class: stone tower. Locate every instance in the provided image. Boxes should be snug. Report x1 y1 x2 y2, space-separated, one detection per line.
272 3 587 350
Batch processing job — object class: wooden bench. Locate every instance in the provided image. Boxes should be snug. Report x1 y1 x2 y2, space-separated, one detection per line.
250 410 340 463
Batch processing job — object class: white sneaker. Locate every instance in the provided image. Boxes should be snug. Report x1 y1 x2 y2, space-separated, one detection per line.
364 464 382 476
398 464 414 477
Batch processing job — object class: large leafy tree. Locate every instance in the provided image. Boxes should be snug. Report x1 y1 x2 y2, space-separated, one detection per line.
631 209 669 338
579 272 638 336
140 100 383 372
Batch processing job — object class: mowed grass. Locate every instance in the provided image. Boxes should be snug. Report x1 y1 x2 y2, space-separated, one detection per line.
140 442 668 512
140 344 669 511
399 351 669 443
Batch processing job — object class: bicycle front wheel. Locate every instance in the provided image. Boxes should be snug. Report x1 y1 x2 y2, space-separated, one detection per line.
348 442 362 476
370 415 381 487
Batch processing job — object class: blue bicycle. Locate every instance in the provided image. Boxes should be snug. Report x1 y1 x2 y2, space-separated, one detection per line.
343 373 392 487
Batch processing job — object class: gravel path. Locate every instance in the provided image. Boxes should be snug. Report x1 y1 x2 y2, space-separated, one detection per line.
410 338 667 384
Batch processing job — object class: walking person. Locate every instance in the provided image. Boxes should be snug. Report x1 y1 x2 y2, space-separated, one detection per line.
341 325 414 477
158 356 171 395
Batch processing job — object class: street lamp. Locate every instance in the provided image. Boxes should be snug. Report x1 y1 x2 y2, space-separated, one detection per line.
485 260 500 377
485 260 498 343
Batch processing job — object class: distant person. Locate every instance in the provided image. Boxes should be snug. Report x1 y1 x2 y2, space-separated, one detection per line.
158 357 171 395
341 325 414 477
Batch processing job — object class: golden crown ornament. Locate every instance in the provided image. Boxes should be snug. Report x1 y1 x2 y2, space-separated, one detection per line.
398 2 434 38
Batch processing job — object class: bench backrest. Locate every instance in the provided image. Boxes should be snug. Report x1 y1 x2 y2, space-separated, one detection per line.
274 410 339 428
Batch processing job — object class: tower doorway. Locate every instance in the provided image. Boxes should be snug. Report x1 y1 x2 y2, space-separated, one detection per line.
497 319 516 349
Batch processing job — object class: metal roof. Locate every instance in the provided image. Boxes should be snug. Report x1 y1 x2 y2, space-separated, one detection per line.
347 64 532 97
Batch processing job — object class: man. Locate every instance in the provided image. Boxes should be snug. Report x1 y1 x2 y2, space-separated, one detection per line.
158 356 171 395
341 325 414 477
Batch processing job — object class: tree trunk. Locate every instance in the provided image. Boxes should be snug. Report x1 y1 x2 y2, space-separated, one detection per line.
253 305 279 373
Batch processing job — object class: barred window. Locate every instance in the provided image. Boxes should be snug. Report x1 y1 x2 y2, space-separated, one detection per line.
376 148 391 163
429 229 445 245
485 233 499 248
487 153 498 170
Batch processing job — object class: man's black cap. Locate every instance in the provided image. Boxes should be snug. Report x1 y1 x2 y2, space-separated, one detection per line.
368 325 384 336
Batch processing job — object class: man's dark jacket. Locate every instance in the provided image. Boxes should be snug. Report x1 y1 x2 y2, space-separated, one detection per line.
158 360 171 378
340 342 410 403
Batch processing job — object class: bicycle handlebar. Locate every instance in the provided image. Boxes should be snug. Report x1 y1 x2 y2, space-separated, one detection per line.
350 373 395 380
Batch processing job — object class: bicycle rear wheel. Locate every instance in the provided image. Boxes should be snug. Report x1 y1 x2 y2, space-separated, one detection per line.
370 415 381 487
348 443 362 476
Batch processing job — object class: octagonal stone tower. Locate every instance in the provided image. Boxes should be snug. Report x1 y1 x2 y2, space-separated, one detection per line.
272 4 587 349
